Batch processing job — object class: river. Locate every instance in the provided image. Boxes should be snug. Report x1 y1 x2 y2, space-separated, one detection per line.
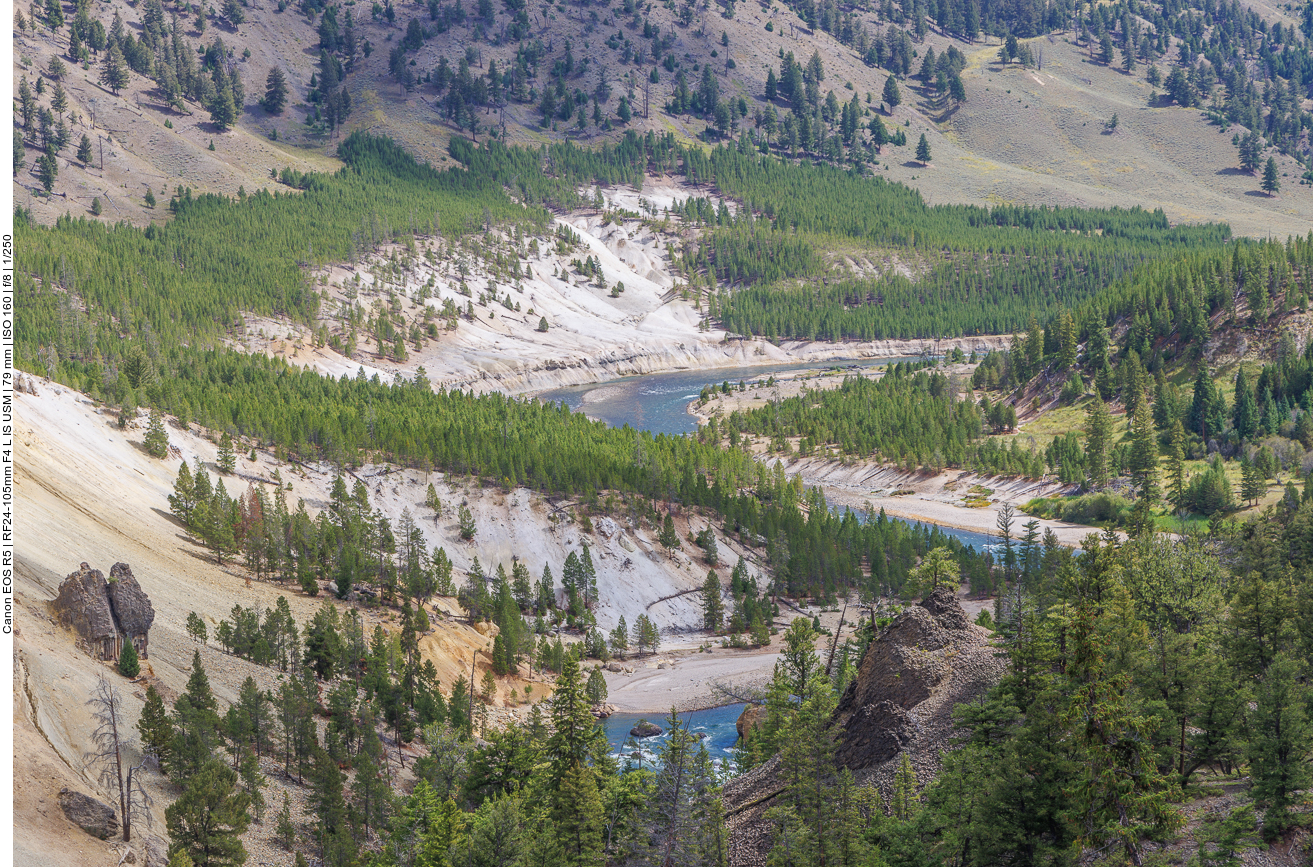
539 358 919 438
539 358 1001 553
603 704 746 772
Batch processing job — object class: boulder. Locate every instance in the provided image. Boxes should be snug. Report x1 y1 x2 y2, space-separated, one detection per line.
52 565 118 660
58 788 119 840
107 563 155 659
591 703 617 719
145 836 169 867
735 704 768 739
630 719 663 738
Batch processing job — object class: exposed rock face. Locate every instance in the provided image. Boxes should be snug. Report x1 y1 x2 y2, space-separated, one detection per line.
832 586 996 776
51 562 155 661
107 563 155 659
57 788 119 840
736 704 767 739
724 588 1006 867
52 564 119 660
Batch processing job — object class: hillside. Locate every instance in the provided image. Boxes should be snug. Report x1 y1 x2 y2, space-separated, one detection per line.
14 0 1312 235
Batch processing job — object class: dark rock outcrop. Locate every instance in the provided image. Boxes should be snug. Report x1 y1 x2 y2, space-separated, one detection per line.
724 588 1006 867
58 788 119 840
51 562 154 661
107 563 155 659
630 719 663 738
52 565 119 661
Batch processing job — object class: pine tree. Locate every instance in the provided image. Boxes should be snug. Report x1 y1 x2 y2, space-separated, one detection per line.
183 609 206 643
1261 156 1280 196
776 671 843 860
609 616 629 658
552 760 605 866
633 614 659 655
1128 401 1160 530
145 408 170 458
170 651 222 781
915 133 931 165
869 114 888 151
702 570 724 632
217 433 236 474
909 546 958 597
585 667 608 704
308 747 352 860
262 67 288 115
170 462 198 525
76 133 93 166
659 513 679 552
882 75 901 111
1063 558 1183 863
352 707 393 835
1058 311 1078 370
1241 460 1264 506
457 503 476 540
138 684 175 767
221 0 245 26
425 482 442 518
100 43 129 95
1166 420 1187 511
165 760 252 867
210 87 237 131
185 649 218 713
119 640 141 677
1085 398 1113 489
237 746 266 823
1232 368 1258 439
891 752 919 819
1246 653 1311 839
36 152 57 195
51 82 68 118
275 792 295 850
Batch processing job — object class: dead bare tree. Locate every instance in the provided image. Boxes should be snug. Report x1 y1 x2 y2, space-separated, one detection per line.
85 677 153 843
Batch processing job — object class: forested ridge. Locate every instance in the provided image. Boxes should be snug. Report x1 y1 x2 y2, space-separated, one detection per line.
19 126 1233 386
718 362 1045 477
942 229 1313 534
449 132 1233 340
15 133 543 359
